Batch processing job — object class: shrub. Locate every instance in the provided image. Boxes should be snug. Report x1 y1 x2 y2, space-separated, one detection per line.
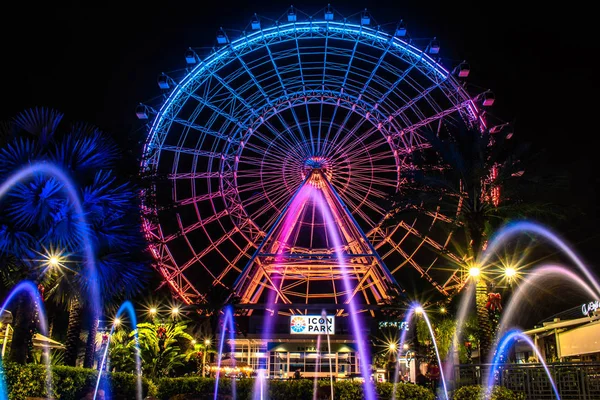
377 382 435 400
0 363 155 400
155 377 434 400
453 385 525 400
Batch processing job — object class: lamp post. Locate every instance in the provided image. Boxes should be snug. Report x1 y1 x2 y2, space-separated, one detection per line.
202 338 211 377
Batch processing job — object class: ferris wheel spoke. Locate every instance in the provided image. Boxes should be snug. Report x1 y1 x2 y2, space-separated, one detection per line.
342 187 386 218
234 48 311 147
321 105 353 156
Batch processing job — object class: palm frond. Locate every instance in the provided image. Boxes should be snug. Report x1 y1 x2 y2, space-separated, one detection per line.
13 107 63 146
0 138 41 176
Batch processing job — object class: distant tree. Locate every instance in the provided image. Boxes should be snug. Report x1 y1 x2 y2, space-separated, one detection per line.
387 120 565 360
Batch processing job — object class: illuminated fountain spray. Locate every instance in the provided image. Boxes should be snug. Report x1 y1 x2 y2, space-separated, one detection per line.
214 306 236 400
254 181 312 399
392 306 416 400
313 185 377 400
0 164 102 400
444 282 475 383
484 329 560 400
0 163 101 322
479 221 600 297
94 301 142 400
414 305 449 400
312 332 323 400
322 309 334 400
479 264 598 399
0 281 50 400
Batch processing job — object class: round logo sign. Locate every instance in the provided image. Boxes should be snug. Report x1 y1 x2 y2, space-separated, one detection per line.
290 317 306 333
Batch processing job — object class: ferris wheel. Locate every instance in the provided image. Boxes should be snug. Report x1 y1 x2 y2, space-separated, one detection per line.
138 6 492 306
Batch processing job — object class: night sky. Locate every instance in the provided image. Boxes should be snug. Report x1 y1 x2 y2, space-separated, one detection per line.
1 1 598 316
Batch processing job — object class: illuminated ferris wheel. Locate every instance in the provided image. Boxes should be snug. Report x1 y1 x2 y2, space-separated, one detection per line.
138 6 493 306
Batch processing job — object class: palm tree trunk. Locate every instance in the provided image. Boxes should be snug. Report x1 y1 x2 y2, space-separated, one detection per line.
64 298 83 366
83 311 99 368
8 293 34 364
476 280 492 362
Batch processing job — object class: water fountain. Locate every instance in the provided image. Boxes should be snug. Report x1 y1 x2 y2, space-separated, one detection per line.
0 163 101 317
93 301 142 400
479 221 600 297
314 185 377 400
484 329 560 400
0 281 50 400
0 163 102 399
214 306 236 400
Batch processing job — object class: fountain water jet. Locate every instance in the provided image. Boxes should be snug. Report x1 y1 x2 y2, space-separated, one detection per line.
0 281 51 400
479 221 600 297
484 329 560 400
495 264 598 341
415 305 449 400
322 309 334 400
314 185 376 400
94 301 142 400
252 369 266 400
444 282 475 386
214 306 236 400
312 333 323 400
392 307 416 400
0 163 101 317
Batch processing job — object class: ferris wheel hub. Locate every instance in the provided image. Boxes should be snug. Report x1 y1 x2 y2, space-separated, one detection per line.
303 156 332 187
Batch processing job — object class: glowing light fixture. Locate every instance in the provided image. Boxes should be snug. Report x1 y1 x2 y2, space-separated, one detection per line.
469 267 481 278
114 318 121 326
505 267 517 278
389 343 397 351
204 338 211 346
414 306 424 314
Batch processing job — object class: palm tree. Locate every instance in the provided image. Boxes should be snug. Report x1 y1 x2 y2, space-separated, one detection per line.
135 320 193 380
0 108 150 365
387 120 565 360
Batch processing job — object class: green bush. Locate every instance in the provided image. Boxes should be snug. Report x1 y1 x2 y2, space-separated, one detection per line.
1 365 434 400
377 382 435 400
155 377 434 400
0 363 155 400
453 385 525 400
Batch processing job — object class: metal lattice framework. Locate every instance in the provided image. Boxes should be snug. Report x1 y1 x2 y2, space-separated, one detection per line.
140 7 486 306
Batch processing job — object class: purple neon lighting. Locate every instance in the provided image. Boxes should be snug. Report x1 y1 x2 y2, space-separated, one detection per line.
313 184 376 400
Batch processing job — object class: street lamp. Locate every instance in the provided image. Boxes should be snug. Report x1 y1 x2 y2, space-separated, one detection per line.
113 318 121 327
48 256 60 268
504 267 517 279
202 338 212 377
469 267 481 278
149 307 157 316
171 307 180 318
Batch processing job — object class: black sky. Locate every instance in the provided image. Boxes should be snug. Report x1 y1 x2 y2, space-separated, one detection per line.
1 1 598 300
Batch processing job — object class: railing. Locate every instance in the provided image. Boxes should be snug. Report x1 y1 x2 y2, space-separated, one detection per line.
454 363 600 400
